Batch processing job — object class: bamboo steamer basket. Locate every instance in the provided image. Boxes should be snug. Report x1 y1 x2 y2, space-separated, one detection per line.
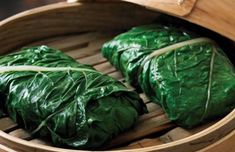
0 0 235 152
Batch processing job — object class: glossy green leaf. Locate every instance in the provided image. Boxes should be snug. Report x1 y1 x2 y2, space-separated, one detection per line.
102 24 235 128
0 46 146 149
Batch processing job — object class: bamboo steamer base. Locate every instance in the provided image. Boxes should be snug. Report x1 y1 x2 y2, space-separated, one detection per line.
0 2 235 152
0 31 233 152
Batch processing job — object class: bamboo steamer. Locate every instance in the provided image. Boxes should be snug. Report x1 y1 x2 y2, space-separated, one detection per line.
0 1 235 152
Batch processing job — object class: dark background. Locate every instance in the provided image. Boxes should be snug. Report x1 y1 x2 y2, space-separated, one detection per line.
0 0 63 20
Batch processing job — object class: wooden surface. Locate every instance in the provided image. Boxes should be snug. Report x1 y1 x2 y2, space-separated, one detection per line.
0 1 235 152
0 31 234 152
0 2 159 55
199 130 235 152
118 0 235 42
184 0 235 43
0 0 63 20
122 0 197 16
0 144 17 152
82 0 235 41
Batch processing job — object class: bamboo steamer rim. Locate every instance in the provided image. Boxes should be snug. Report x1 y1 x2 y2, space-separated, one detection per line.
0 109 234 152
0 1 235 152
0 2 79 28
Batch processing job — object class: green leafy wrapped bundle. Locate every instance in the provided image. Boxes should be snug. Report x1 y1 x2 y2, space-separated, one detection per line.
102 24 235 128
0 46 146 149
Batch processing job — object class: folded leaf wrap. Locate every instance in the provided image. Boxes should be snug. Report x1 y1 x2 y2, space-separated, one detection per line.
0 46 146 149
102 24 235 128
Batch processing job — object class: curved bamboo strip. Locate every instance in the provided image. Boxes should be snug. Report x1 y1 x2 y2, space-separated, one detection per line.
0 1 235 152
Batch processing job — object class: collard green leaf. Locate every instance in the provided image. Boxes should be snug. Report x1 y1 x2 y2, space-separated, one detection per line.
0 46 146 149
102 24 235 128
